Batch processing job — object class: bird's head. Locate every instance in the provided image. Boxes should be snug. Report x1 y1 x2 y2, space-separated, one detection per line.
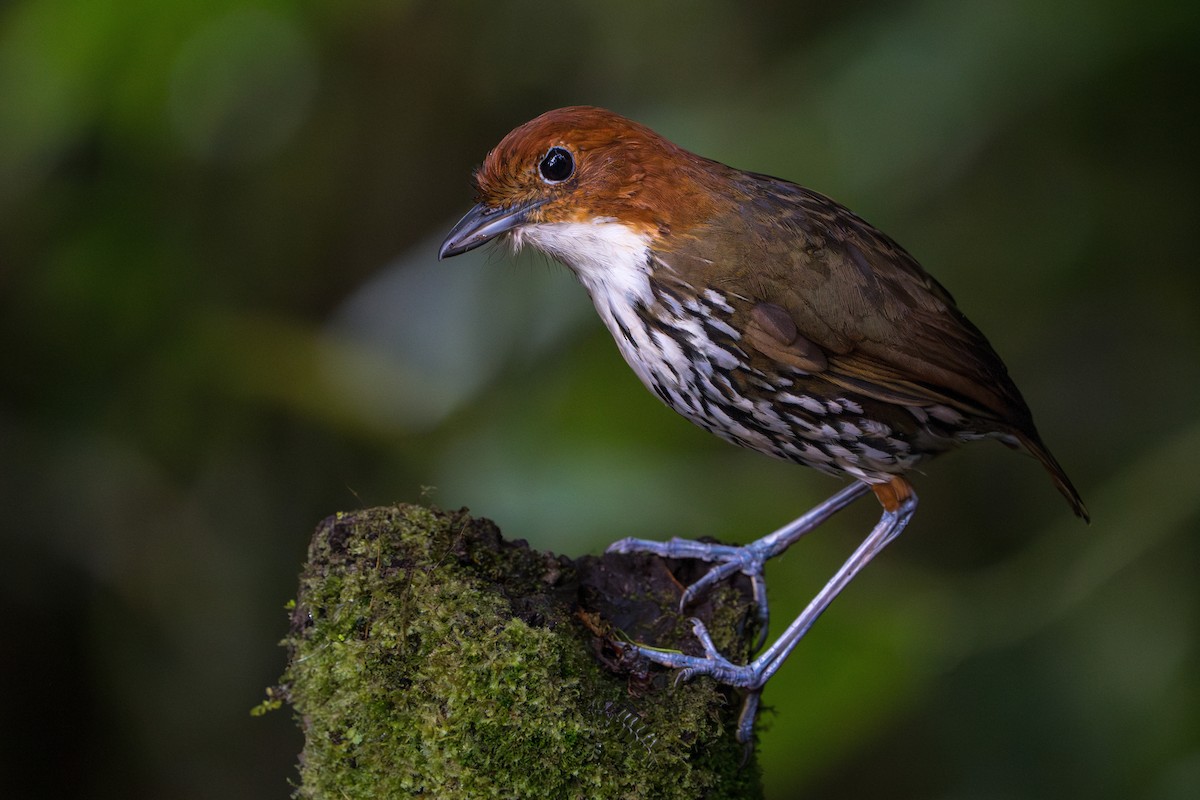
438 106 733 261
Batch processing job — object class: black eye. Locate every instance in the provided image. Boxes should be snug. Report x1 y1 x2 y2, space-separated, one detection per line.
538 147 574 183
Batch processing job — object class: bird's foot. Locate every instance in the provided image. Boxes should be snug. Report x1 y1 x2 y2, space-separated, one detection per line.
608 535 772 648
629 617 765 744
633 617 763 687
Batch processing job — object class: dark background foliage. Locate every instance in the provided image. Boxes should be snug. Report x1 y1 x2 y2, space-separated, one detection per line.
1 1 1197 798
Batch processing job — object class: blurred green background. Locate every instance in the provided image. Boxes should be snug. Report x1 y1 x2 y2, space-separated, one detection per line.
2 0 1197 797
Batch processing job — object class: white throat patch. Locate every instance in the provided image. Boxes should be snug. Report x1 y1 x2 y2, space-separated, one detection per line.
514 221 654 308
514 220 667 393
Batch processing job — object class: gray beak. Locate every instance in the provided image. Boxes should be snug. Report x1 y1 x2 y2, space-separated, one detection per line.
438 199 545 259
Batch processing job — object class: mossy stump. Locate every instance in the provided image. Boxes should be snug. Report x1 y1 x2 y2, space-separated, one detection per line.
280 504 764 799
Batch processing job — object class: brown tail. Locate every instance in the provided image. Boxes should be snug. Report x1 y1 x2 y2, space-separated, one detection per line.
1017 432 1090 522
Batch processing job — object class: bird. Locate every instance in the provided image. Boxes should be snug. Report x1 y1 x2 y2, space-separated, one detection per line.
438 105 1087 744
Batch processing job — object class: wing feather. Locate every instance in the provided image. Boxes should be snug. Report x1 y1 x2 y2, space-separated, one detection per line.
659 173 1033 428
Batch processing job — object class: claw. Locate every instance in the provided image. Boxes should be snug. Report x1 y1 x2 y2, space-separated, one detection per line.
750 574 769 651
737 691 762 754
678 558 749 609
689 617 719 655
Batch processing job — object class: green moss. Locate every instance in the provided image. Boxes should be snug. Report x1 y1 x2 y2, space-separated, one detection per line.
281 504 762 799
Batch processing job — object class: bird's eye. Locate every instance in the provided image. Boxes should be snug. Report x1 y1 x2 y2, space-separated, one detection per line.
538 147 574 184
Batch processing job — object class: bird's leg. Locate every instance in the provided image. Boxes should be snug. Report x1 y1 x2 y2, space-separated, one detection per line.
624 477 917 743
607 481 871 649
